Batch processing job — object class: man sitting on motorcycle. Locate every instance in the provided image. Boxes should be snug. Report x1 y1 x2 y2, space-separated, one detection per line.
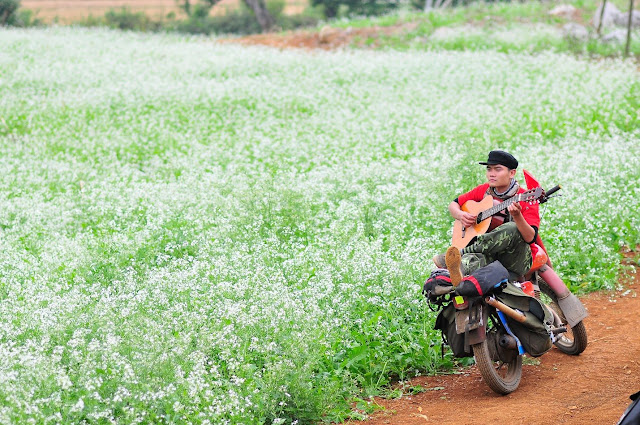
434 150 544 285
430 151 589 357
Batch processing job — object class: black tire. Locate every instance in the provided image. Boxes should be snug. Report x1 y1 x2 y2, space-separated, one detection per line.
472 338 522 395
537 277 588 355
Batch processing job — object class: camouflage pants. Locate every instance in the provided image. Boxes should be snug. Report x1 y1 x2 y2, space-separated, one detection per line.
460 222 532 278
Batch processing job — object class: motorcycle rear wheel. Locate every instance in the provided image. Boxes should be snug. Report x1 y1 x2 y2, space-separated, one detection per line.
537 277 588 355
472 338 522 395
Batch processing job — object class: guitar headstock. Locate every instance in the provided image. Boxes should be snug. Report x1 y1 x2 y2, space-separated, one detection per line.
520 187 544 204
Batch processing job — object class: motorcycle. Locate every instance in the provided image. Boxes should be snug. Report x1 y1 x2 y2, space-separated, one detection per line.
525 181 589 357
426 184 588 395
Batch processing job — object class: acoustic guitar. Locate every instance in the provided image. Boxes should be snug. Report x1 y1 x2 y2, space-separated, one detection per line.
451 187 543 249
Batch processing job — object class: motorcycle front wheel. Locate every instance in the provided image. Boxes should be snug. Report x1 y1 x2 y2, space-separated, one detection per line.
472 337 522 395
537 277 588 355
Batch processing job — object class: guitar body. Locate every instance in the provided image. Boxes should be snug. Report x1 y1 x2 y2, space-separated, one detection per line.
452 196 494 249
488 200 506 231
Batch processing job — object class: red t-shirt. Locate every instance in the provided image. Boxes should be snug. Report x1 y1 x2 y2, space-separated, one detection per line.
455 183 545 257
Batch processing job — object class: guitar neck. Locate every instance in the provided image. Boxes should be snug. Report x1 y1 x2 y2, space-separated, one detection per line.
477 195 520 223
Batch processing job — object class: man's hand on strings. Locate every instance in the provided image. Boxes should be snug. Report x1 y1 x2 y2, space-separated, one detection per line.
457 211 477 228
508 202 523 219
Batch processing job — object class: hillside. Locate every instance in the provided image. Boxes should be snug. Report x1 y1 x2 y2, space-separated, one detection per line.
222 0 640 56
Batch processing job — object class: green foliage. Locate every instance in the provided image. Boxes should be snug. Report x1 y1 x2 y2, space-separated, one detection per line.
332 1 640 58
0 1 42 27
13 8 42 26
0 0 20 26
313 0 639 58
172 0 319 35
327 300 447 393
77 7 161 31
174 7 262 34
76 0 316 35
277 11 321 31
103 7 159 31
70 0 318 35
312 0 403 18
0 26 638 423
331 0 561 28
176 0 272 34
266 0 286 17
408 0 517 10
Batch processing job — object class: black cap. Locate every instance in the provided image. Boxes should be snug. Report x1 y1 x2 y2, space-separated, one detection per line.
479 150 518 169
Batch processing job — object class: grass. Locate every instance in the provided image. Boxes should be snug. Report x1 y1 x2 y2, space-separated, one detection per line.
326 0 640 57
0 26 638 423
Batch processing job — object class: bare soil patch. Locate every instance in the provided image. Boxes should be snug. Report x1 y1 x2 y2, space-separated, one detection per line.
353 254 640 425
219 23 419 50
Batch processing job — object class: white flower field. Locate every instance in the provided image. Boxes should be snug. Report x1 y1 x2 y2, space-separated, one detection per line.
0 27 638 423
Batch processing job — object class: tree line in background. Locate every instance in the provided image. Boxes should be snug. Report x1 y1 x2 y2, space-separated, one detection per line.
0 0 436 34
1 0 637 53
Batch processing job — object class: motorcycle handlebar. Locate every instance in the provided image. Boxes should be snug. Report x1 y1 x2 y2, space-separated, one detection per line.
545 185 561 197
540 184 561 204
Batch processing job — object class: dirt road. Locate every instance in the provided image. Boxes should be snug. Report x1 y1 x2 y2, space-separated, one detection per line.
357 265 640 425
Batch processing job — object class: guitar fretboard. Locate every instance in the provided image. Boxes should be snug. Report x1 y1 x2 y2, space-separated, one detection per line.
476 195 521 223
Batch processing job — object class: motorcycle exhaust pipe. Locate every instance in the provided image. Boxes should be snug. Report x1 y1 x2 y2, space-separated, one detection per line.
499 334 518 350
485 297 527 323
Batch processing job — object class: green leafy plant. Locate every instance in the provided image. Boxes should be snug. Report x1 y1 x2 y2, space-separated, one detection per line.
0 27 637 423
0 0 20 25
